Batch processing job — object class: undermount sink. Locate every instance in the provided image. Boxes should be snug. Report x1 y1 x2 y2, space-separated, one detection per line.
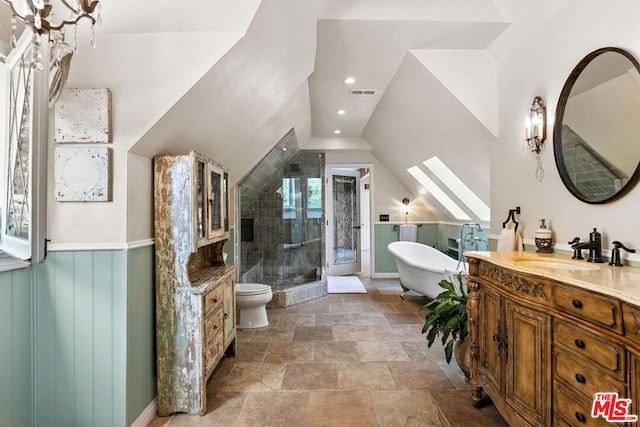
513 258 598 271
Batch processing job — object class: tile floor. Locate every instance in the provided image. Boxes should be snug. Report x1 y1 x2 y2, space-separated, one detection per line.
149 278 508 427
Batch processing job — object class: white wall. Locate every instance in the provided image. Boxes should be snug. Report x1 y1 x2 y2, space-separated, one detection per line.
492 0 640 255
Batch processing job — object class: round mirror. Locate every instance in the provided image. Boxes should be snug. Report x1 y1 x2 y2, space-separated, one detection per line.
554 47 640 203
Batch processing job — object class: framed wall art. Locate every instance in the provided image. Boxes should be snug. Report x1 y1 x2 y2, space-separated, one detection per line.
54 147 112 202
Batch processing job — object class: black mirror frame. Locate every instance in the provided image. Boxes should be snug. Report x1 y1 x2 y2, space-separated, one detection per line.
553 47 640 204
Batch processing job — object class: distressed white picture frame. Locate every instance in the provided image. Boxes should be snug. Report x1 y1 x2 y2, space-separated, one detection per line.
55 147 112 201
54 88 112 143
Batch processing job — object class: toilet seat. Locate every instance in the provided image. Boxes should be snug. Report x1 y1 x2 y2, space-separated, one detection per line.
236 283 271 296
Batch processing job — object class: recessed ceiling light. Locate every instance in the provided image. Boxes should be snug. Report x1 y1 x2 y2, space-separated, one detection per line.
334 130 341 134
337 109 346 115
343 77 355 85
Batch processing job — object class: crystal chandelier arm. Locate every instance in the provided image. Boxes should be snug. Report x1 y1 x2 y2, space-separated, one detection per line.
48 13 95 31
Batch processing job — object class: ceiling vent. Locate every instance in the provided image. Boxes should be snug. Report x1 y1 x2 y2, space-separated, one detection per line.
349 88 377 96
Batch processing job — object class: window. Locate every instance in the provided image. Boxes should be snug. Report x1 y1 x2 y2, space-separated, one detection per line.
306 177 322 218
282 177 299 219
0 33 48 264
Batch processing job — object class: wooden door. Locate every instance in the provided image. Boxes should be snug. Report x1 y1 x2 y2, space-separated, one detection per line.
504 300 550 426
479 286 502 398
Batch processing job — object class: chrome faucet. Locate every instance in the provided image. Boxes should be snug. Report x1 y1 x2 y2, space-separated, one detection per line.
570 228 604 263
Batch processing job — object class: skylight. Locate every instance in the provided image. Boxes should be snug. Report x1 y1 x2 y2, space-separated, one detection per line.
423 157 490 221
407 166 471 220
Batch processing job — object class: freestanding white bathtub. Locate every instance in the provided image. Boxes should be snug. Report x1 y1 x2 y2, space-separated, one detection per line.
387 241 467 299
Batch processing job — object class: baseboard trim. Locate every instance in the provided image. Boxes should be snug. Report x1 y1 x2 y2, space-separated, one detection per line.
131 397 157 427
371 273 399 279
47 239 155 252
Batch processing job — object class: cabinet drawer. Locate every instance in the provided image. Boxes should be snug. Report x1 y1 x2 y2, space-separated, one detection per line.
622 303 640 346
553 285 623 333
204 335 224 374
204 308 224 345
554 350 626 400
204 285 223 317
554 384 610 427
554 320 625 380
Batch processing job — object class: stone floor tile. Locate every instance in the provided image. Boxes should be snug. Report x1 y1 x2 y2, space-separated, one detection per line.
359 301 397 313
314 312 351 326
373 325 422 341
357 341 411 362
263 341 313 363
278 313 316 327
313 341 360 362
297 302 333 314
205 392 246 423
391 300 428 313
388 361 457 391
307 390 377 427
222 362 285 392
401 341 433 362
370 389 444 426
293 325 334 341
235 391 309 427
235 328 256 343
341 294 373 303
251 325 295 342
383 311 424 324
330 302 365 313
281 362 339 390
332 325 376 342
337 361 397 390
234 341 269 363
349 312 389 326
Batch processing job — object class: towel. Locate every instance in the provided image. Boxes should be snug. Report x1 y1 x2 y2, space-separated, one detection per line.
497 228 522 251
399 224 417 242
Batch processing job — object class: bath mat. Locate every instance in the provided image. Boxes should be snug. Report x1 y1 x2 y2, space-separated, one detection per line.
327 276 367 294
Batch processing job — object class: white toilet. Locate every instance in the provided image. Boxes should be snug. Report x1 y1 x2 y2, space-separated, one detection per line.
235 283 273 329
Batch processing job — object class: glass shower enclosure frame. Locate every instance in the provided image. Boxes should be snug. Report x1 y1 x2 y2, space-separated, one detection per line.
238 144 324 290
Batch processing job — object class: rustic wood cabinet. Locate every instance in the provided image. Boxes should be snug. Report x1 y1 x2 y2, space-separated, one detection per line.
466 252 640 427
154 151 236 416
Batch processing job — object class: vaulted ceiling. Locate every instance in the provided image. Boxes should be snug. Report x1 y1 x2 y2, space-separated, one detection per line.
0 0 571 222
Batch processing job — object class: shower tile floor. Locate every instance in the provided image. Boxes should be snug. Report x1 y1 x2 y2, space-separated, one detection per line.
148 278 507 427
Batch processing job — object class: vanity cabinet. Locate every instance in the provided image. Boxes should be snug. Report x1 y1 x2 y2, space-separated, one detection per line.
466 253 640 427
476 285 550 426
154 152 236 416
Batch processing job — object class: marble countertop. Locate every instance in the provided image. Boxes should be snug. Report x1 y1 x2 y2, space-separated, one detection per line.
464 250 640 306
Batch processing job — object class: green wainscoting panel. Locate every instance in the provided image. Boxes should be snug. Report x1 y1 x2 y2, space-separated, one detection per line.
126 245 156 426
0 246 157 427
374 223 442 274
34 250 129 427
416 224 439 247
0 266 34 427
374 224 399 273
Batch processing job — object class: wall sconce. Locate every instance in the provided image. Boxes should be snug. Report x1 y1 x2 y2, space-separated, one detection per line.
524 96 546 181
402 198 410 217
524 96 546 154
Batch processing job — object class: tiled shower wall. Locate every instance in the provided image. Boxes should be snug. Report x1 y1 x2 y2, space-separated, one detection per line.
239 150 323 288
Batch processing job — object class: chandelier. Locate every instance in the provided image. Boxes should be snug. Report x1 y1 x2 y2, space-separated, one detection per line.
2 0 101 68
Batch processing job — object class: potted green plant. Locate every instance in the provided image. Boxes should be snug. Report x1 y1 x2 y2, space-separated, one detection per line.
421 272 470 378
